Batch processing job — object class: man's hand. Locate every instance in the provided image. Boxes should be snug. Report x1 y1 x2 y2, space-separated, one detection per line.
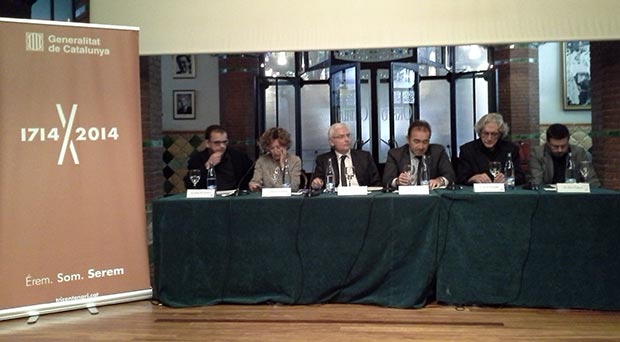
397 172 412 186
493 173 505 183
311 177 324 189
206 151 224 168
469 173 492 184
429 178 444 190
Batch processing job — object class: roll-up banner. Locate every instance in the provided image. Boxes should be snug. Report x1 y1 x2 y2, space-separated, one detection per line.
0 18 151 321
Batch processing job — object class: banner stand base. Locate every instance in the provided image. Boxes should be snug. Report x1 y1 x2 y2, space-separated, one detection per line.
0 288 152 322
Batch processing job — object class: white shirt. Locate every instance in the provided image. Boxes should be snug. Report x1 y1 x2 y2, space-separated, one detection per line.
335 151 359 186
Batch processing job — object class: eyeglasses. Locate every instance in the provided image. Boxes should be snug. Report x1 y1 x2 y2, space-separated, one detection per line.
332 133 351 139
481 131 500 138
210 140 228 145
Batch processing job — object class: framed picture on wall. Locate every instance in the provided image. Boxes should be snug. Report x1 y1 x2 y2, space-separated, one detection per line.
562 41 591 110
173 54 195 78
173 90 195 120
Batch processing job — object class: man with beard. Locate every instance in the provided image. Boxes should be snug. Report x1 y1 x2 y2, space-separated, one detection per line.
528 123 600 186
184 125 253 190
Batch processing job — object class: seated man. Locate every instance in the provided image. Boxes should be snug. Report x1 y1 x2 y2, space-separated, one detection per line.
383 120 455 190
184 125 253 190
456 113 525 185
528 123 600 186
310 123 381 189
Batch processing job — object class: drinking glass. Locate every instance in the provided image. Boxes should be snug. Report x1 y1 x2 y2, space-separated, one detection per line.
345 166 356 186
188 169 201 189
403 163 414 185
489 161 501 180
579 160 591 182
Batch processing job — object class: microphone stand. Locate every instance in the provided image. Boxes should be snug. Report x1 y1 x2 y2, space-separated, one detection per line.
234 152 265 196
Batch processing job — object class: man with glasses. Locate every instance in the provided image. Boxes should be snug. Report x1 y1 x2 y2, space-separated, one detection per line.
528 123 600 186
310 122 381 189
184 125 253 190
456 113 525 185
383 120 455 190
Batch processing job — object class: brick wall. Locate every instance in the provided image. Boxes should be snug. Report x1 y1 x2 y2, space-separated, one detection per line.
494 44 540 172
591 41 620 189
140 56 165 204
219 54 260 160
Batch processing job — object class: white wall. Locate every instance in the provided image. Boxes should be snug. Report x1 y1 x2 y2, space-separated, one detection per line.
92 0 620 56
539 42 591 124
161 54 220 131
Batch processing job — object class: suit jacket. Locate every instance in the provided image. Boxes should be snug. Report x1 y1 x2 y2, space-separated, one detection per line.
184 148 253 190
528 143 600 186
382 144 455 188
312 149 381 187
456 139 525 185
250 151 302 191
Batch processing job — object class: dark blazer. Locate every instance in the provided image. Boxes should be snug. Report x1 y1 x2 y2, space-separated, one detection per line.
456 139 525 185
382 144 455 188
312 149 381 187
184 148 253 190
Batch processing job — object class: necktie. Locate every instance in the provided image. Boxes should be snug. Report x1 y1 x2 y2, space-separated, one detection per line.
415 156 423 185
340 155 348 187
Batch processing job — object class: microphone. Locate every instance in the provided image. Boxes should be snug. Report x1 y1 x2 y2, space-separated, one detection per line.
234 150 269 196
305 166 321 197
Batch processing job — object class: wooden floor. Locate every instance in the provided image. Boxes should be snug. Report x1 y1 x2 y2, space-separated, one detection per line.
1 300 620 341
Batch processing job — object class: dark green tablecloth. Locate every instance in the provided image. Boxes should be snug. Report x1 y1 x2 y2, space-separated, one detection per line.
436 187 620 310
154 187 620 310
153 192 442 308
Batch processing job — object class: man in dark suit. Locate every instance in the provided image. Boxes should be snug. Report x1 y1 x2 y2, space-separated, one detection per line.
310 123 381 189
383 120 455 190
184 125 253 190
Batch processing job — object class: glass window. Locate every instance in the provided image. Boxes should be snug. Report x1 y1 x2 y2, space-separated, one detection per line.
392 63 416 148
359 70 372 152
455 45 489 72
31 0 51 19
301 84 331 171
54 0 73 21
418 47 449 76
455 76 489 154
419 79 451 152
264 82 296 152
301 68 329 81
377 69 390 162
263 52 296 77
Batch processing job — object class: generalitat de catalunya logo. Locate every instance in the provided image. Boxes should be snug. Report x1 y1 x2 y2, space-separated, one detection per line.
25 32 44 52
25 31 110 55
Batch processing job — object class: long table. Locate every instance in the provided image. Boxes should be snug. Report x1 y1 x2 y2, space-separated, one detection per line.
153 188 620 310
153 192 442 308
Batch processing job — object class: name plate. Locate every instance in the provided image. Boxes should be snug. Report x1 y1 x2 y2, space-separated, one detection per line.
262 187 292 197
398 185 430 195
473 183 505 193
556 183 591 193
187 189 216 198
337 186 368 196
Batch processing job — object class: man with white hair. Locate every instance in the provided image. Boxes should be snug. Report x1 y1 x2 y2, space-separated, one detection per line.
310 123 381 189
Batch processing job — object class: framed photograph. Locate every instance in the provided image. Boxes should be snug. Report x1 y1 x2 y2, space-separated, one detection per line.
173 90 195 120
173 54 195 78
562 41 591 110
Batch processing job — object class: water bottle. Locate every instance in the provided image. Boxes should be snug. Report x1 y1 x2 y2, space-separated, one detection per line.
565 152 577 183
206 165 217 189
325 158 335 193
504 152 515 190
282 160 291 188
420 156 429 186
